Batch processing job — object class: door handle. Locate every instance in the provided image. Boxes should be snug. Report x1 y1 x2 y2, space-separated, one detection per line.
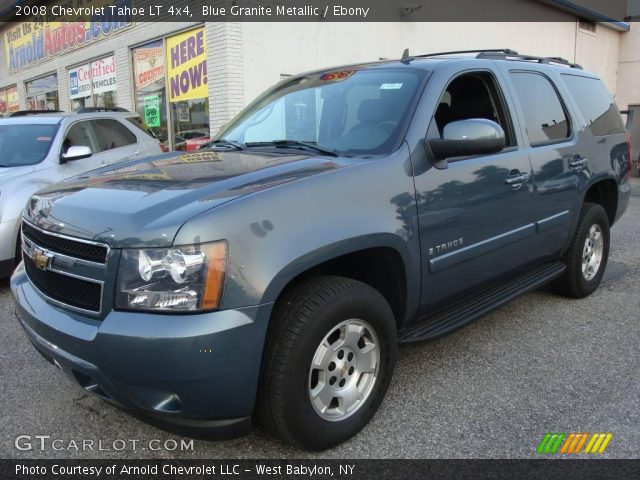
569 157 588 169
504 172 530 186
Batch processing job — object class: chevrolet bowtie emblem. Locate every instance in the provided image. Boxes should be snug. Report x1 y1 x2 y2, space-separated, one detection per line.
33 248 53 270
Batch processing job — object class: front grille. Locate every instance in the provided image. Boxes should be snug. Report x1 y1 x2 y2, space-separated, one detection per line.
24 256 102 313
22 222 108 263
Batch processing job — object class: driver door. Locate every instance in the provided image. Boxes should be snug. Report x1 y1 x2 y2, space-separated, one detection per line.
414 69 535 314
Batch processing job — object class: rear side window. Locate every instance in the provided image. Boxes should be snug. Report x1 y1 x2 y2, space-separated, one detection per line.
91 119 137 152
561 74 624 136
510 72 570 146
127 116 157 139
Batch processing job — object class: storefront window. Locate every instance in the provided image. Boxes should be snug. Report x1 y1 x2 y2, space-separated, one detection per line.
26 74 58 111
0 89 7 117
68 56 117 112
6 87 19 114
69 64 93 111
171 99 210 151
132 40 170 151
167 28 210 151
91 56 117 108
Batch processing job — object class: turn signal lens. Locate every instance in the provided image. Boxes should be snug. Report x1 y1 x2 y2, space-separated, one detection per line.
202 242 227 310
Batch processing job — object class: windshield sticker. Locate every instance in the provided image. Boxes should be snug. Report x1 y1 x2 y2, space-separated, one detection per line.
320 71 355 82
36 137 52 141
380 83 403 90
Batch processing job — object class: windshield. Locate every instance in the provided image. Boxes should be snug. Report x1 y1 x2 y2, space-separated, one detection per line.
218 68 426 155
0 124 57 167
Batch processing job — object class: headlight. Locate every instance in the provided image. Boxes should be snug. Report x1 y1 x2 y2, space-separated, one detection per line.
115 241 227 312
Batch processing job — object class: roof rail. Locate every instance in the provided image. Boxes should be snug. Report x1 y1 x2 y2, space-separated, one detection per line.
77 107 129 113
10 109 63 117
476 51 583 69
414 48 519 59
403 48 583 69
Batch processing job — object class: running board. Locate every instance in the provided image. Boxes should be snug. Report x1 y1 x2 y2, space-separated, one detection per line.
398 262 566 343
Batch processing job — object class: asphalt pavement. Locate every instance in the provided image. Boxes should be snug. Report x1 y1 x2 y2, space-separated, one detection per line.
1 180 639 459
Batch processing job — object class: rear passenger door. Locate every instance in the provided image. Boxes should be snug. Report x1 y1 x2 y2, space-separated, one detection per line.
502 69 587 260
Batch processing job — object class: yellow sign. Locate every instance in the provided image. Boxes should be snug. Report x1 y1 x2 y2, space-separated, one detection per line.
166 28 208 103
4 0 133 72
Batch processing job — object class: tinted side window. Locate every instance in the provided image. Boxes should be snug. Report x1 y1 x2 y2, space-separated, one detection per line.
62 121 100 155
561 74 624 136
435 71 516 147
126 116 157 139
510 72 570 145
91 119 137 152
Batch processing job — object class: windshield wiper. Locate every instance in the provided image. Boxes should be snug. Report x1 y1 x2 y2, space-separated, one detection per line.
246 140 339 157
207 139 246 150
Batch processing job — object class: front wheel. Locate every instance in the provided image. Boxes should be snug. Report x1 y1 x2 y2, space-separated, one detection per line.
258 276 397 450
553 202 610 298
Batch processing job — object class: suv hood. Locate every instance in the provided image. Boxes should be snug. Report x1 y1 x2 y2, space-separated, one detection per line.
0 165 35 185
26 150 348 247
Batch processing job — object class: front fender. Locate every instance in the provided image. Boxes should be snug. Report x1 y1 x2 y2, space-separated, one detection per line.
174 145 422 319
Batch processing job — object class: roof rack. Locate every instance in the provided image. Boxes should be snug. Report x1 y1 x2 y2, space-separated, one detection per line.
402 48 583 69
414 48 519 59
10 109 63 117
476 51 583 69
77 107 129 113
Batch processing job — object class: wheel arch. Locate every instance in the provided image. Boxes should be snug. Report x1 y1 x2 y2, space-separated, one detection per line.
582 177 618 226
262 234 417 329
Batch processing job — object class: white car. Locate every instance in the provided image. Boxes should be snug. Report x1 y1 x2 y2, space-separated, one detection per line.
0 109 162 278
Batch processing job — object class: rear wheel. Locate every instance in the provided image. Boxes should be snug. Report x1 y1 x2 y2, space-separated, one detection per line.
553 202 610 298
258 276 397 450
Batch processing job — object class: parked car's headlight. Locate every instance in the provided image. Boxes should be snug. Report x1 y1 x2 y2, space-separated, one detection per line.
115 241 227 312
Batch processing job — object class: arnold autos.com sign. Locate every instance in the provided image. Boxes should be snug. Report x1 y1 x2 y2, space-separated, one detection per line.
4 0 132 72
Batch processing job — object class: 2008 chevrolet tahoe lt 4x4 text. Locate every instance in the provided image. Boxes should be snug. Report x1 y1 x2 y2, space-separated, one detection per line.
11 49 631 450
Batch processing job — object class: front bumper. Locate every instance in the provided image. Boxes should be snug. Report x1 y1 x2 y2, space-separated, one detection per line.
0 218 20 278
11 265 273 439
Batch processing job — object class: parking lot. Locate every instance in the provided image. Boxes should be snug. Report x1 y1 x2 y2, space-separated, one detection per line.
1 180 639 459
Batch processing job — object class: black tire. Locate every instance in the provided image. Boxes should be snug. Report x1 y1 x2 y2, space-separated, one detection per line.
257 275 397 450
553 202 610 298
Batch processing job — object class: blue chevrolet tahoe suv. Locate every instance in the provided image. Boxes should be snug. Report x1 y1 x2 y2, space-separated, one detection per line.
11 49 631 450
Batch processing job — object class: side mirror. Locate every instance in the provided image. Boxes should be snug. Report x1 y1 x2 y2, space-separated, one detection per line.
428 119 506 162
60 145 92 163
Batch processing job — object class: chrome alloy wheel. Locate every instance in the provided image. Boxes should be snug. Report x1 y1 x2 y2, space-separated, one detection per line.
582 224 604 281
308 319 380 422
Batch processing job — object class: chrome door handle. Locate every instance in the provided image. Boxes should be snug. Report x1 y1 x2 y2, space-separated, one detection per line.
570 157 588 169
504 172 530 186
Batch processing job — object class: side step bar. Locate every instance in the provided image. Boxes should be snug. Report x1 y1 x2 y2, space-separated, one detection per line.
398 262 566 343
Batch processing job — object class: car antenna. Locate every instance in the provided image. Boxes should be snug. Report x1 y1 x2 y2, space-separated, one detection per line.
401 48 414 64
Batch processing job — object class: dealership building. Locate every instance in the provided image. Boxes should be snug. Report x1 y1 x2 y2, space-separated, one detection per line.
0 0 638 154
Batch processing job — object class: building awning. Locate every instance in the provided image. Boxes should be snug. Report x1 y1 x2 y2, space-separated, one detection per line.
538 0 630 31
